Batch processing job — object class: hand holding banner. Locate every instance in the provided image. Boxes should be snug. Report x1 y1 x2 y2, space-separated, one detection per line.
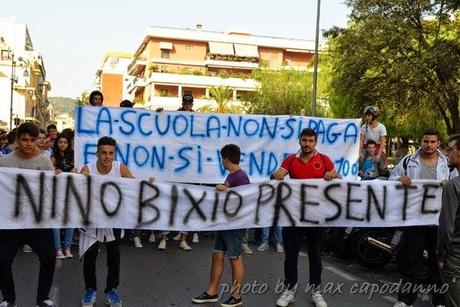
0 168 442 230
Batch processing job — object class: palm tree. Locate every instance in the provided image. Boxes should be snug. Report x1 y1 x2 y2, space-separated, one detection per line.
198 86 244 114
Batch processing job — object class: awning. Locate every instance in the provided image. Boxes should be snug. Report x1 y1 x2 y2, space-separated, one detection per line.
159 42 173 50
234 44 259 57
208 42 234 56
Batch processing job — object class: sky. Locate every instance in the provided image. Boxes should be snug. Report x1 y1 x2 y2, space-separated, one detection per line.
1 0 350 98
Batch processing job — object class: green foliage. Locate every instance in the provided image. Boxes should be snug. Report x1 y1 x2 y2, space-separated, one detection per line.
76 90 90 106
327 1 460 135
197 86 244 114
244 69 328 116
48 96 79 117
133 97 145 105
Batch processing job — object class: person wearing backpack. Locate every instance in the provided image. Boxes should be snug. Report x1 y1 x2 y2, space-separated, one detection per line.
389 129 456 307
271 128 339 307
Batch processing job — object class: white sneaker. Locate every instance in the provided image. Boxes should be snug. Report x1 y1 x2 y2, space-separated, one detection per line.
179 240 192 251
192 233 199 243
133 237 143 248
148 233 156 243
276 244 284 253
64 248 74 259
23 244 32 253
435 305 446 307
158 239 167 250
312 291 327 307
393 302 412 307
56 249 66 260
173 233 181 241
276 288 295 307
242 243 253 254
257 242 269 252
0 301 17 307
36 299 55 307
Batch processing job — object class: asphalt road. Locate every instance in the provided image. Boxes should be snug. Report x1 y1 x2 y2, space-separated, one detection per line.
10 233 436 307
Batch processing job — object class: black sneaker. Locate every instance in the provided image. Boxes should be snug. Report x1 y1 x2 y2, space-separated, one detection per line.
192 292 218 304
221 296 242 307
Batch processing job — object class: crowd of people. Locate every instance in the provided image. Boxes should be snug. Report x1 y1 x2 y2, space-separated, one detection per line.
0 91 459 307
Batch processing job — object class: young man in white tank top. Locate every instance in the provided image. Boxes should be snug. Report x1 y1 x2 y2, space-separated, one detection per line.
79 136 154 307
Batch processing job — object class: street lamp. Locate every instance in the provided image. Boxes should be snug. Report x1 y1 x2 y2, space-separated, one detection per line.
9 53 27 130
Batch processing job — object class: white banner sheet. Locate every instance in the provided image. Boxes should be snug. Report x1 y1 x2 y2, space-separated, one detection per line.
0 168 442 230
74 107 361 183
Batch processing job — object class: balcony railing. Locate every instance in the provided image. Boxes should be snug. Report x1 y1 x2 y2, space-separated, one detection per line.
127 57 147 76
127 76 146 94
205 58 259 70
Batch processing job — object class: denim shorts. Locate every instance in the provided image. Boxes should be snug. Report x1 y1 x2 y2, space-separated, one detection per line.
214 229 244 259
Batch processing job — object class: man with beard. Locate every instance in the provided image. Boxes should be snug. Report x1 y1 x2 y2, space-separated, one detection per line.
389 129 454 307
271 128 338 307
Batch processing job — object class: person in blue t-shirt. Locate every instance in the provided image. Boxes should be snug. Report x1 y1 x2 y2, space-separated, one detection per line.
359 140 388 180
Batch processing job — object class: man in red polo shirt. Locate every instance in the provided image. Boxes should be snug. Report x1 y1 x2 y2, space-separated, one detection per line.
272 128 338 307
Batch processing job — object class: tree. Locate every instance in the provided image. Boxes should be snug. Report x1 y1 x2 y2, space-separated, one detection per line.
244 69 329 116
48 97 79 117
76 90 90 106
327 1 460 134
198 86 244 113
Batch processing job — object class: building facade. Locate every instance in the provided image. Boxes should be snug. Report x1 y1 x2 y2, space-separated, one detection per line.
55 112 74 131
0 17 51 130
123 25 316 110
95 51 133 107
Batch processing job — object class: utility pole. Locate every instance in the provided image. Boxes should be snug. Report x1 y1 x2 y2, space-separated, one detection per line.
311 0 321 117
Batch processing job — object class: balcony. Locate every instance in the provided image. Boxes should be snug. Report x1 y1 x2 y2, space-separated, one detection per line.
205 58 259 70
127 57 147 76
127 77 147 94
147 72 256 91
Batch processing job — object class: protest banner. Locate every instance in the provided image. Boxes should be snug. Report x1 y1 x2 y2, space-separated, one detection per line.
0 168 442 230
74 107 361 183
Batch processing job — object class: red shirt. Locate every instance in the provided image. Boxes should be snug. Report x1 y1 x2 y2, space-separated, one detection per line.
281 150 334 179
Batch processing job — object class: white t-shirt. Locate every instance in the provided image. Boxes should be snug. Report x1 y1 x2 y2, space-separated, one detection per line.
361 123 387 144
79 161 124 257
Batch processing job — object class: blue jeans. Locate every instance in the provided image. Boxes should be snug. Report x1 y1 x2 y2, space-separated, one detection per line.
53 229 74 250
262 226 283 244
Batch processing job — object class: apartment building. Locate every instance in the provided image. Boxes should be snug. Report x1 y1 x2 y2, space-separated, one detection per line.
126 25 316 110
95 51 133 107
0 17 51 130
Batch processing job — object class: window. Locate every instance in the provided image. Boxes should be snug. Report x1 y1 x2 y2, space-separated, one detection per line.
185 45 194 51
109 57 119 65
159 89 169 97
1 50 11 61
161 50 170 59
